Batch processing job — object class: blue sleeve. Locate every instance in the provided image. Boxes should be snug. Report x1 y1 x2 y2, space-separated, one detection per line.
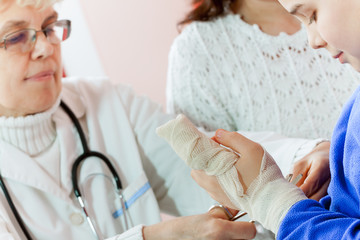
278 199 360 239
277 86 360 240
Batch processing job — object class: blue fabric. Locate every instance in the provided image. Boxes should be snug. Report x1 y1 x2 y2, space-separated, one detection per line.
112 182 151 219
278 86 360 239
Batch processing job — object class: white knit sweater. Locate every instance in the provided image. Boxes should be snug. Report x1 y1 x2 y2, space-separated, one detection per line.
167 13 360 139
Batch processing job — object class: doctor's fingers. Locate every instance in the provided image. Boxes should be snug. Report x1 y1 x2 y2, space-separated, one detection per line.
298 162 329 196
294 152 330 198
213 129 264 160
204 211 256 240
305 178 330 201
291 141 331 188
208 205 256 240
201 220 256 240
221 221 256 240
290 158 310 187
291 169 329 200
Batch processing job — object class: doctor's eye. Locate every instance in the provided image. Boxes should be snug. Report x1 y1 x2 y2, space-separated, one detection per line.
6 30 30 47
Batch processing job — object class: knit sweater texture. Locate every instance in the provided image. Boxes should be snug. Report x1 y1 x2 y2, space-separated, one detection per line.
167 13 360 139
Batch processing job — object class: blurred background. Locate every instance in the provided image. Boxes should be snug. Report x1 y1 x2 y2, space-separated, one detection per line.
58 0 190 107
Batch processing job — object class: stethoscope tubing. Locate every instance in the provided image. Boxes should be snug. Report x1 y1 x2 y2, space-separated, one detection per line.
0 101 126 240
71 151 123 197
62 101 127 239
0 174 33 240
60 101 123 195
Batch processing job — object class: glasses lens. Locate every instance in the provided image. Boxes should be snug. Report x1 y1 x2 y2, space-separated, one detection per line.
5 29 35 53
46 20 71 44
1 20 71 53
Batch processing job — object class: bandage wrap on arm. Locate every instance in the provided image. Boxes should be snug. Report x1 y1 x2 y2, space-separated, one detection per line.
156 114 307 233
156 114 239 175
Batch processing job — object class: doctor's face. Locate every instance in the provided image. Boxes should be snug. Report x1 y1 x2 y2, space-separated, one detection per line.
278 0 360 71
0 1 62 117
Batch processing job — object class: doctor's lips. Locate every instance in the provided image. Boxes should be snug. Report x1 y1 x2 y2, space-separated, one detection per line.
25 70 55 81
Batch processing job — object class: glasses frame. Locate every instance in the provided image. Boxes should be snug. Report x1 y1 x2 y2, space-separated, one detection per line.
0 19 71 53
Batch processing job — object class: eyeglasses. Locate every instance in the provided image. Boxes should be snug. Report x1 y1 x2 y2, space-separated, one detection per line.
0 19 71 53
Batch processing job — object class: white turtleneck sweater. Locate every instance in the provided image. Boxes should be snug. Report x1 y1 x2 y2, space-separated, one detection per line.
0 98 58 156
0 97 61 186
167 13 360 139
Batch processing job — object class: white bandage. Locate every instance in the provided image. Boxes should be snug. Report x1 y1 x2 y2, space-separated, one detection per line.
157 114 307 233
156 114 239 175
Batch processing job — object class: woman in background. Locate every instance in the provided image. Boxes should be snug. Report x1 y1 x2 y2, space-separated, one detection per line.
167 0 359 140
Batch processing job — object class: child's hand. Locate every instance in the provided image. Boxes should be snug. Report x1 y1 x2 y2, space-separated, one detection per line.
212 129 264 192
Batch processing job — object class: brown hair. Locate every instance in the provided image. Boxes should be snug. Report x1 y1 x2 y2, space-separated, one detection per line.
178 0 235 28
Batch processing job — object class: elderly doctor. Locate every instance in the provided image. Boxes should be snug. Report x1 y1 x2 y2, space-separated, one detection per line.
0 0 261 239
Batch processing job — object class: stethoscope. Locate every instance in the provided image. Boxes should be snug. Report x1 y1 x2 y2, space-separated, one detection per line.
0 101 129 240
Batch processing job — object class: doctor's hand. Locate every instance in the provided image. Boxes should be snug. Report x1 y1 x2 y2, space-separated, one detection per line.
143 208 256 240
290 141 331 201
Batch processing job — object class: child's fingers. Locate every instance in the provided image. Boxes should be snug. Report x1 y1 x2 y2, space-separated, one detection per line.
214 129 264 158
213 129 266 191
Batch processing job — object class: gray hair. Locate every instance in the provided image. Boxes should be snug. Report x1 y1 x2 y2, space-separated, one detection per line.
1 0 60 8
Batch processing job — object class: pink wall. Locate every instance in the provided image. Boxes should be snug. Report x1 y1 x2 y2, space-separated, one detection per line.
77 0 190 107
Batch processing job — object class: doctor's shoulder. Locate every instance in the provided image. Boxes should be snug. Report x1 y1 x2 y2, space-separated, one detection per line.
61 77 166 119
61 76 135 102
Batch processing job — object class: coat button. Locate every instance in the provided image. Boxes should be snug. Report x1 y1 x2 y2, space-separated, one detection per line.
70 213 84 225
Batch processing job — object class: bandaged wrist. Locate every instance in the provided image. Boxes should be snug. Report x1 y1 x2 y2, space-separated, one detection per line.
229 151 307 233
157 114 307 234
156 114 240 175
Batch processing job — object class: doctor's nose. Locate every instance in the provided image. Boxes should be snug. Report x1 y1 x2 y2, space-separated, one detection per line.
308 28 327 49
31 32 54 60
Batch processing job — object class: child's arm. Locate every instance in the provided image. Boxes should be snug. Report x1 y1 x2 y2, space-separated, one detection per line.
156 114 306 233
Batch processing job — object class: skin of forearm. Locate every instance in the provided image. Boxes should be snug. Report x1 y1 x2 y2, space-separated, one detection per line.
142 212 238 240
143 216 192 240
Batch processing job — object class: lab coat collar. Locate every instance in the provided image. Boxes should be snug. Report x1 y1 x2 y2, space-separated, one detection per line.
53 84 87 198
0 140 72 202
58 81 87 119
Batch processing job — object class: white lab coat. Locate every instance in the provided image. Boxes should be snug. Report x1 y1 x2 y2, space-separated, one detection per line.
0 77 322 240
